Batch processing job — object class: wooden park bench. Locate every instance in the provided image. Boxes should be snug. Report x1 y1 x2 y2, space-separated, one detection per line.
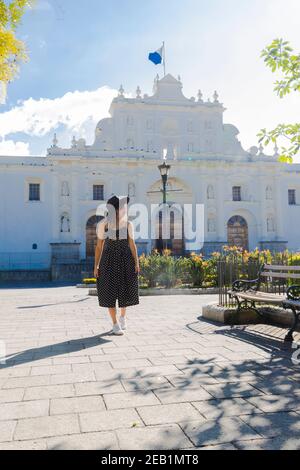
228 264 300 342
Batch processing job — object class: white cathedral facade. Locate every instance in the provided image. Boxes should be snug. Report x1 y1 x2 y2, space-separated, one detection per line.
0 74 300 274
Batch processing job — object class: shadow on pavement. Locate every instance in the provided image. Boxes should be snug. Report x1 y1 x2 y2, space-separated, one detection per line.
0 334 112 369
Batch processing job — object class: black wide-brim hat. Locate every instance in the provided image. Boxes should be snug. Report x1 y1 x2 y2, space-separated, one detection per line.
106 195 130 210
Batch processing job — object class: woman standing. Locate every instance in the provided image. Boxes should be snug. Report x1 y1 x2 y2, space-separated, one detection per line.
94 195 140 335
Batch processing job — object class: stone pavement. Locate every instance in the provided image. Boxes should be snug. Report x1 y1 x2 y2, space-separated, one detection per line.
0 285 300 450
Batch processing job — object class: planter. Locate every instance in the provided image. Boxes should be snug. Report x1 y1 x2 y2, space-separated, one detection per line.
77 283 96 288
202 302 300 331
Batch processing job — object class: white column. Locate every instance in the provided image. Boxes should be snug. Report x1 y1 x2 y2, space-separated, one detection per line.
51 171 60 240
71 171 79 240
216 172 226 241
275 175 285 240
258 174 266 242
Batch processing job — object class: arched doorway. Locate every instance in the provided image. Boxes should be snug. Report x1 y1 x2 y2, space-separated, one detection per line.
147 177 192 256
227 216 249 251
155 209 185 256
86 215 104 259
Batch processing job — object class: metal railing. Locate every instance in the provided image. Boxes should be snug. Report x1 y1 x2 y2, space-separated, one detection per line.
218 253 299 308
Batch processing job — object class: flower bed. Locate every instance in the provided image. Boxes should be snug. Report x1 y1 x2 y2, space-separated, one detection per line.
81 248 300 290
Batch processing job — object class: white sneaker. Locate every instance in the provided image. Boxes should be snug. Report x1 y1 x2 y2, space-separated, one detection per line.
119 316 127 330
112 323 124 336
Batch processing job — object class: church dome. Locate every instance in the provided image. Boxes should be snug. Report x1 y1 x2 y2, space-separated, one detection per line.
93 118 113 148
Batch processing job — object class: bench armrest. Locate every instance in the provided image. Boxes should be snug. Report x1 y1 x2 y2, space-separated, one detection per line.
232 279 260 293
287 285 300 301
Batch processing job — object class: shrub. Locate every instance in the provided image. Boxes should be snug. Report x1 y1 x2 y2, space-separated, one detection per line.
83 278 96 285
139 250 162 288
185 253 207 287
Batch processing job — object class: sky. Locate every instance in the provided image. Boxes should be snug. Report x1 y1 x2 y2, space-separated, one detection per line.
0 0 299 159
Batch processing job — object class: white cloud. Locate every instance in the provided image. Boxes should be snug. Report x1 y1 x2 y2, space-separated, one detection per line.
0 86 119 155
0 139 30 156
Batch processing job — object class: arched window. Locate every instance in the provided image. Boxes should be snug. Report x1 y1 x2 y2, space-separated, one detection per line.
267 217 275 232
207 185 215 200
147 141 153 152
208 218 217 233
126 116 134 126
128 183 136 197
146 119 153 130
187 120 193 132
266 186 273 200
126 138 134 149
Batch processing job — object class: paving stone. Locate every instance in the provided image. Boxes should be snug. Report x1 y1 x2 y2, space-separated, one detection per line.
154 386 212 404
192 398 262 419
116 424 193 450
102 346 138 355
0 421 16 443
110 359 153 369
246 395 300 413
0 388 24 403
50 372 96 385
3 376 50 389
20 359 53 367
253 379 300 396
194 443 237 450
0 439 48 450
90 354 131 363
240 412 300 438
31 365 71 376
52 356 90 365
0 378 7 389
94 365 182 382
149 356 190 366
47 431 119 450
121 376 171 392
181 417 260 447
0 399 49 420
161 349 199 357
71 363 113 374
50 396 105 415
168 374 219 387
103 391 160 409
24 384 75 400
0 367 31 378
235 436 300 451
125 351 163 360
137 403 202 425
14 414 80 440
74 380 124 397
201 382 263 399
206 368 258 384
80 408 142 432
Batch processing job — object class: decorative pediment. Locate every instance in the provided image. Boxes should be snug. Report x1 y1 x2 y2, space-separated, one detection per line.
151 74 188 102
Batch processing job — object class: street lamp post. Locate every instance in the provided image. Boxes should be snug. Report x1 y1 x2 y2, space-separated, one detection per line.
158 161 171 251
158 161 171 204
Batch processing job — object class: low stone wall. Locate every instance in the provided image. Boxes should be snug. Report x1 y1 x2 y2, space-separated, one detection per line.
0 270 51 282
202 302 298 330
88 287 219 296
51 264 84 282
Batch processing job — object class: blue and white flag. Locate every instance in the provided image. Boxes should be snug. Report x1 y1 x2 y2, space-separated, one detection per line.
148 45 164 65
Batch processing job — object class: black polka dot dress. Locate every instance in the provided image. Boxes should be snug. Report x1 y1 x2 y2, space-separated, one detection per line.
96 224 139 308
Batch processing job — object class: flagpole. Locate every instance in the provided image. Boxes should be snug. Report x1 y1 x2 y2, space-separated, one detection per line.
163 41 166 76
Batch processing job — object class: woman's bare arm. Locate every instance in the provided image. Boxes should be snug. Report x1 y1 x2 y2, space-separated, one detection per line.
128 222 140 273
94 222 106 278
94 239 104 278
